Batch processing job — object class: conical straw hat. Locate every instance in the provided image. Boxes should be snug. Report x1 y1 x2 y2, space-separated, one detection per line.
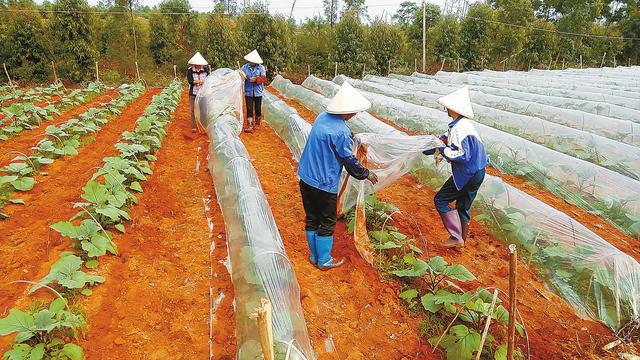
326 81 371 115
436 86 474 119
244 49 263 64
188 52 208 66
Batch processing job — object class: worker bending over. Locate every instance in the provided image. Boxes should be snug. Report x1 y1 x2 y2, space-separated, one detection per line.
425 87 489 248
298 82 378 270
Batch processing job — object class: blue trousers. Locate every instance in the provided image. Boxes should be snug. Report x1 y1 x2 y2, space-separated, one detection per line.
434 169 485 222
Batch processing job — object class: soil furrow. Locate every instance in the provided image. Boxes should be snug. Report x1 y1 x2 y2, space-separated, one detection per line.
264 89 615 359
0 89 158 315
0 90 119 166
240 124 434 359
79 92 236 359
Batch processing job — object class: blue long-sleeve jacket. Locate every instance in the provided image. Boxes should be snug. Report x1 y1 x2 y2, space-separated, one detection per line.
242 63 266 97
426 117 489 190
298 112 369 194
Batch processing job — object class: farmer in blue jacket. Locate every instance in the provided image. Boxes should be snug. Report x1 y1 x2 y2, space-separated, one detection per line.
298 82 379 269
240 49 267 133
425 87 489 248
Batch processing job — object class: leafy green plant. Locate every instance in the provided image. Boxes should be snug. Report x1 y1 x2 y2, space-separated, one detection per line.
0 298 84 360
29 252 104 296
51 219 116 259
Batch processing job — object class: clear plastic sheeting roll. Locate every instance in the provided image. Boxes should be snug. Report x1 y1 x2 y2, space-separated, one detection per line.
271 76 640 331
400 73 640 147
195 69 314 360
305 75 640 239
263 92 311 162
431 71 640 100
361 74 640 180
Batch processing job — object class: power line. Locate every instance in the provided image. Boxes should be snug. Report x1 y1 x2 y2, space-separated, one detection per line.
466 15 640 41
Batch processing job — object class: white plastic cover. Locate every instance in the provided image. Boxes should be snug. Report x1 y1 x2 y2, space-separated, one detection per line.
270 75 640 331
195 69 314 359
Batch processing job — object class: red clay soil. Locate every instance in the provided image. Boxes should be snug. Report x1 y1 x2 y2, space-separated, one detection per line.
241 124 435 360
0 90 119 167
264 88 618 359
0 89 158 324
79 91 236 359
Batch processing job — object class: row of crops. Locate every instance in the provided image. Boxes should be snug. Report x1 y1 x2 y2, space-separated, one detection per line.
268 69 639 339
0 81 181 359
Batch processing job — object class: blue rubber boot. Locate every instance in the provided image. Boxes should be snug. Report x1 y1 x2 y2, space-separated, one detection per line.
316 235 345 270
305 230 318 265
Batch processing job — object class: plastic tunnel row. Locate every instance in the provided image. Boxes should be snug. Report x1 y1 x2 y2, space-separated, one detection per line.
390 73 640 147
269 75 640 331
428 71 640 99
194 69 314 359
467 68 640 89
360 75 640 180
301 75 640 240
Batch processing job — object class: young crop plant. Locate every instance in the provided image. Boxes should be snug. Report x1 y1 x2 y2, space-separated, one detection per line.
29 252 104 297
0 84 145 216
0 298 85 360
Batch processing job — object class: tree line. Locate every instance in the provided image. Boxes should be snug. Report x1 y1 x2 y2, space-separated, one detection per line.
0 0 639 85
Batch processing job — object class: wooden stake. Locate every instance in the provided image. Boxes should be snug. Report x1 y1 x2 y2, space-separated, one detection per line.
481 57 485 70
237 61 241 69
547 57 553 71
562 58 565 69
173 64 177 79
439 59 446 72
580 54 583 69
362 63 366 78
307 64 311 77
3 63 14 88
613 57 616 68
507 244 518 360
250 299 274 360
475 290 499 360
335 61 338 77
95 61 100 82
457 57 460 72
422 0 426 73
51 61 59 83
135 61 141 81
414 58 417 73
388 59 391 75
601 52 607 68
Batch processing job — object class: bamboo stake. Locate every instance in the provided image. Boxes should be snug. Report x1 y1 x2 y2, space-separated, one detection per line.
173 65 177 79
95 61 100 82
547 57 553 70
388 59 391 75
439 58 446 72
237 61 241 69
481 57 485 70
135 61 141 81
613 57 616 68
475 290 499 360
335 61 338 77
561 58 565 69
307 64 310 77
250 299 274 360
507 244 518 360
457 57 460 72
362 63 366 78
414 58 417 73
580 54 583 69
600 52 607 68
51 61 59 83
3 63 14 88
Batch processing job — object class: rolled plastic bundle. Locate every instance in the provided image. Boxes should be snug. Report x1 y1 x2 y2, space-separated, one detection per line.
271 75 640 331
432 71 640 100
312 74 640 238
361 74 640 180
195 69 314 359
406 73 640 146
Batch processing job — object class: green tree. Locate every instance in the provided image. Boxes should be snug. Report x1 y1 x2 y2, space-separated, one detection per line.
201 11 240 69
460 3 495 70
429 17 461 69
521 20 558 69
343 0 367 21
331 12 366 77
1 1 51 81
295 17 334 76
393 1 419 26
323 0 339 26
50 0 97 82
492 0 534 66
618 0 640 64
366 20 408 75
149 0 196 66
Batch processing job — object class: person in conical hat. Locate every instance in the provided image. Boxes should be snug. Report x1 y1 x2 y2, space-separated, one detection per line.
186 52 210 133
297 81 379 270
240 49 267 133
423 86 488 248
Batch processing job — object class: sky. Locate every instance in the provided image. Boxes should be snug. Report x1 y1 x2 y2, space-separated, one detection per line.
86 0 454 22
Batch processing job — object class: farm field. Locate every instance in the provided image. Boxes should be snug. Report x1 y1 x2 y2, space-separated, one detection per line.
1 66 639 360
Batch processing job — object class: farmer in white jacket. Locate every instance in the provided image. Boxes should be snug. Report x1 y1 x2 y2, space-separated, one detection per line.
424 87 489 248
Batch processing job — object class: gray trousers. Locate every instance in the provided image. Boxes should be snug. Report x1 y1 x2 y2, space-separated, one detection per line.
189 95 197 129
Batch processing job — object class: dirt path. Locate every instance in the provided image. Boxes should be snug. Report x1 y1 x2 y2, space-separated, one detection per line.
0 90 118 159
266 89 615 359
241 125 434 360
0 89 158 316
79 91 236 359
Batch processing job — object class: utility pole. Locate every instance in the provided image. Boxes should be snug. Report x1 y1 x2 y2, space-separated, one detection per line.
128 0 139 65
289 0 296 21
422 0 426 73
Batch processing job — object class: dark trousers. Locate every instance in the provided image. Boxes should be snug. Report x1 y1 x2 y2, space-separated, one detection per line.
245 96 262 118
300 180 337 236
189 95 197 129
434 168 485 222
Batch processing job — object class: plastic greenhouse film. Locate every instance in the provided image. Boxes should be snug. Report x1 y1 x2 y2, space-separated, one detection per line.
262 92 311 162
395 71 640 111
466 69 640 90
194 69 314 360
430 71 640 100
271 75 640 331
361 74 640 181
528 68 640 81
404 73 640 147
305 75 640 239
